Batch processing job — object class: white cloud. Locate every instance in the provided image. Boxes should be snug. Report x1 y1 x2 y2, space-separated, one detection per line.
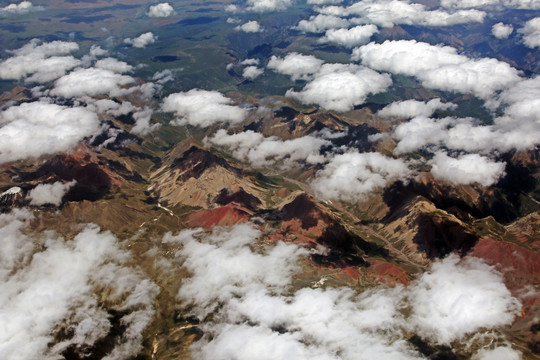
0 39 80 83
311 150 411 200
441 0 540 9
0 1 43 16
392 116 455 154
429 151 506 186
408 254 521 344
317 0 485 27
27 181 76 206
51 68 135 98
294 14 350 33
162 89 248 127
236 20 262 32
353 40 522 99
207 129 330 168
307 0 343 4
124 32 157 48
131 107 160 135
492 22 513 39
147 2 174 17
267 52 325 80
169 224 521 359
319 25 378 48
89 45 108 57
164 224 308 318
246 0 293 12
378 98 457 119
472 346 522 360
0 209 158 360
0 102 101 163
95 57 133 73
519 17 540 48
152 69 176 84
243 66 264 79
241 58 260 66
286 63 392 112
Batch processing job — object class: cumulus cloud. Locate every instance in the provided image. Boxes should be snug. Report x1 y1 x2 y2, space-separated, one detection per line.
162 89 248 127
207 129 330 168
147 2 174 17
131 107 160 135
472 346 522 360
319 25 378 48
168 224 521 359
152 69 177 84
353 40 522 99
440 0 540 9
519 17 540 48
492 22 513 39
307 0 343 4
0 102 101 163
286 63 392 112
124 32 157 48
95 57 133 73
236 20 262 32
27 180 76 206
408 254 521 344
51 68 135 98
0 39 80 83
311 150 411 200
392 116 455 154
267 52 325 80
317 0 485 27
0 1 43 16
246 0 293 12
241 58 260 66
0 209 158 360
294 14 350 33
378 98 457 119
242 66 264 79
429 151 506 186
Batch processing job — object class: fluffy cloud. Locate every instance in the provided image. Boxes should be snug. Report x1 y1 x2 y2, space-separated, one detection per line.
0 209 158 360
0 39 80 83
236 20 262 32
311 150 411 200
207 129 330 168
294 14 350 33
169 224 521 359
408 254 521 344
162 89 248 127
286 63 392 112
27 181 76 206
429 151 506 186
246 0 293 12
95 57 133 73
378 98 457 119
267 52 325 80
440 0 540 9
131 108 160 135
472 346 522 360
0 1 43 16
0 102 101 163
519 17 540 48
317 0 485 27
147 2 174 17
492 22 513 39
319 25 378 48
124 32 157 48
243 66 264 79
307 0 343 4
354 40 522 98
51 68 135 98
392 116 455 154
